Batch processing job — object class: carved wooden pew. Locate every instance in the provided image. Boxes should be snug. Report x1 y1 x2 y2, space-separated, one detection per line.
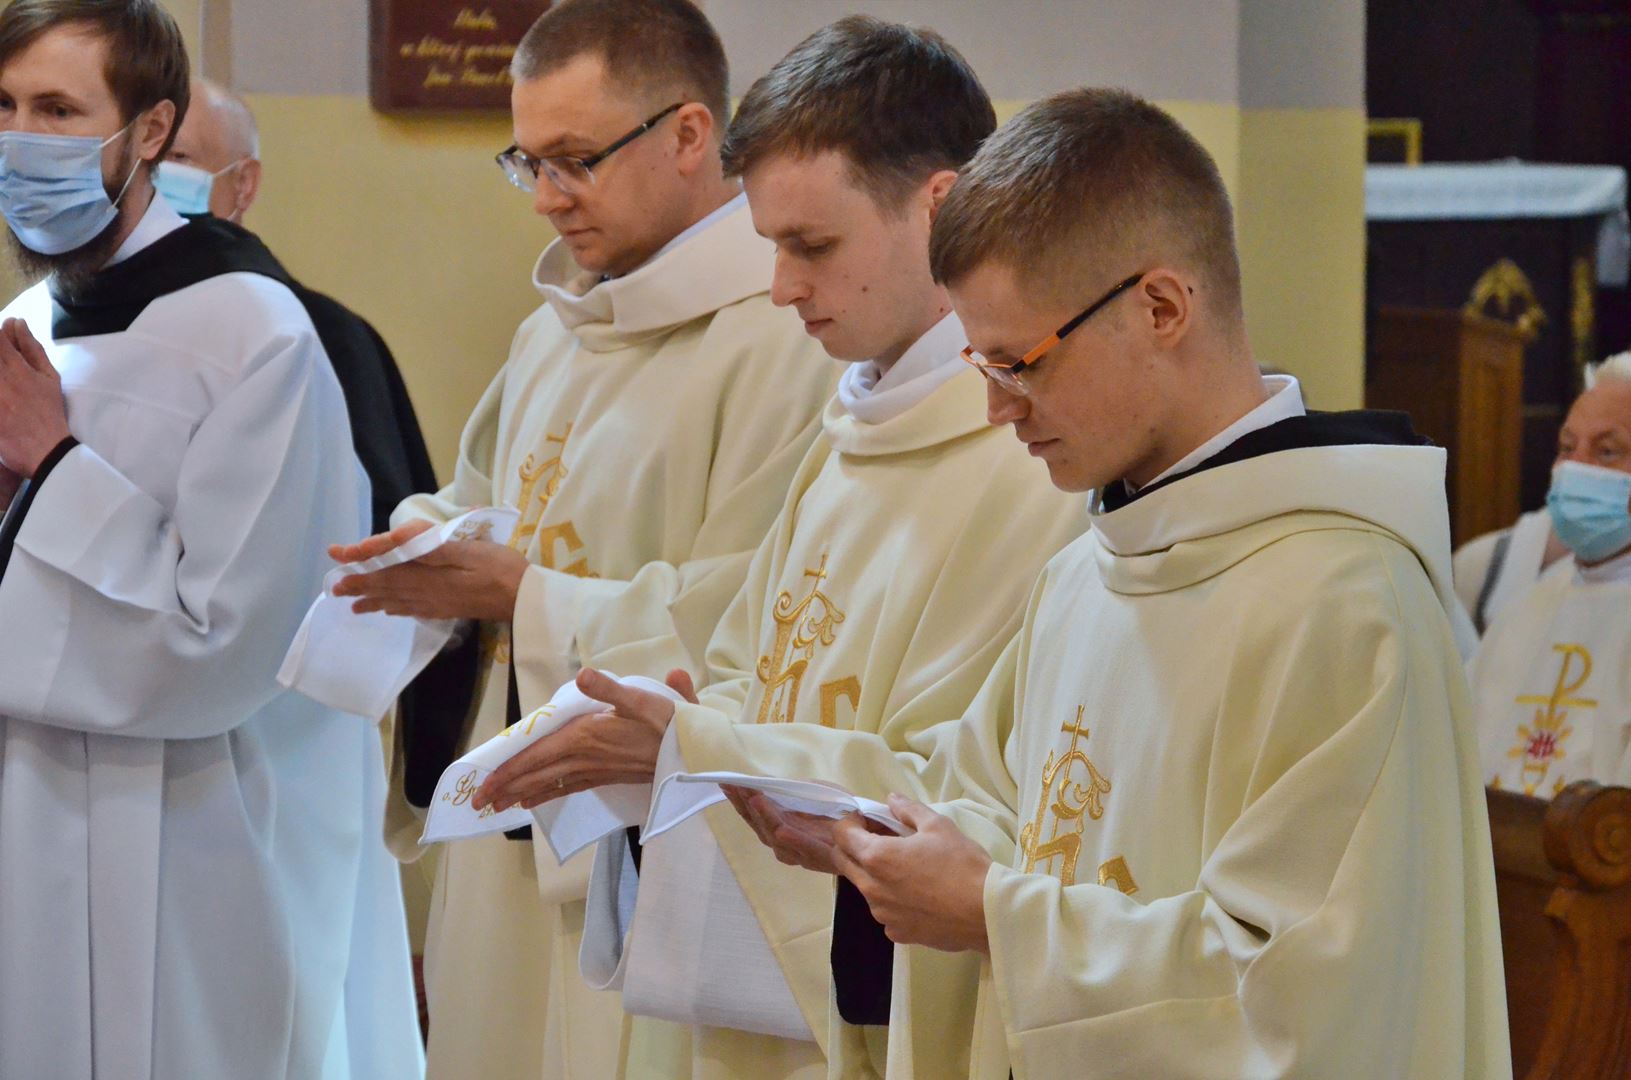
1488 781 1631 1078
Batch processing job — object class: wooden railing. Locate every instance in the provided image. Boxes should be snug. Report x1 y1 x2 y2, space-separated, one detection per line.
1488 781 1631 1078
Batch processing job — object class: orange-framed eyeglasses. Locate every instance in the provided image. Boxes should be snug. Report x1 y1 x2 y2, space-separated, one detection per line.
961 272 1146 395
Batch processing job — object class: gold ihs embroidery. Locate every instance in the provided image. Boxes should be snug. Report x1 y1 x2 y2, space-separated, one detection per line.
819 675 862 729
488 426 599 664
755 553 846 725
1096 855 1139 896
510 426 574 553
536 521 593 577
1019 706 1111 886
1508 643 1596 795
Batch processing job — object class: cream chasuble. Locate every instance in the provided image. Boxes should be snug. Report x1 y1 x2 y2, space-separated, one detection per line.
685 435 1510 1079
1473 552 1631 794
393 199 836 1080
615 351 1085 1078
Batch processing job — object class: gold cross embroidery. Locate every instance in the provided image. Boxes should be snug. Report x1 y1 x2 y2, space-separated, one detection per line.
1018 706 1112 886
488 426 599 664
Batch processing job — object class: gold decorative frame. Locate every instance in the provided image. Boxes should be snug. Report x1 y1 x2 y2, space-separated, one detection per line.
1367 118 1423 166
1570 256 1596 389
1466 258 1548 343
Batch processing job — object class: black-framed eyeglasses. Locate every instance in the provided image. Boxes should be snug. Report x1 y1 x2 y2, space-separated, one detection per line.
497 102 685 196
961 272 1146 395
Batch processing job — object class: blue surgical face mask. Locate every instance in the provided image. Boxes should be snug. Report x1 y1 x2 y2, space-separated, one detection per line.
0 122 140 255
152 160 214 216
153 158 246 217
1547 459 1631 564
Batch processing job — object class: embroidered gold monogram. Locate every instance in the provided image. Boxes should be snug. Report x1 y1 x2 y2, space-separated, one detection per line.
536 521 593 577
450 519 496 543
819 676 862 729
446 769 478 807
1508 643 1597 795
511 426 574 553
499 704 556 739
1019 706 1112 886
1097 855 1139 896
755 553 847 725
487 426 599 664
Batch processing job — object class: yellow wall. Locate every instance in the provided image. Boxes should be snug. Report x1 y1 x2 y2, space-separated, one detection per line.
245 95 548 481
1237 108 1368 410
163 0 201 64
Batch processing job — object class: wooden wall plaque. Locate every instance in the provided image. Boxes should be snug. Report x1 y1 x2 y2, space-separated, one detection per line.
369 2 553 112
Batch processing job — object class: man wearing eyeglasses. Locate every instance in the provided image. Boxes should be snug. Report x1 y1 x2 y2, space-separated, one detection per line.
326 1 834 1077
636 89 1509 1078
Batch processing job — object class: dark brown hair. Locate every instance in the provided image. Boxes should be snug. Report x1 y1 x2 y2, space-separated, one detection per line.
930 88 1243 318
512 0 728 128
0 0 190 161
721 15 994 210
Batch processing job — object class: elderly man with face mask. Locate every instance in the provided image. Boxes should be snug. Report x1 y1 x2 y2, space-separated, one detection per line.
153 77 437 535
0 2 421 1078
325 0 836 1076
1471 353 1631 795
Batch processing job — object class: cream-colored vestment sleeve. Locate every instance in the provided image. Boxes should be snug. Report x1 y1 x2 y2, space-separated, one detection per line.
985 541 1506 1080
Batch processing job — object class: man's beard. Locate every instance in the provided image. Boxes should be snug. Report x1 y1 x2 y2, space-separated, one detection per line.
5 144 141 300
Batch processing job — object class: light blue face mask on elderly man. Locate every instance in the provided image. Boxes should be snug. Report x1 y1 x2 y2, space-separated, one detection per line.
152 158 249 217
0 121 140 255
1547 459 1631 564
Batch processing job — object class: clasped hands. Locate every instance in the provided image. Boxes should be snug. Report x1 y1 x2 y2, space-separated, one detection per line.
0 318 71 490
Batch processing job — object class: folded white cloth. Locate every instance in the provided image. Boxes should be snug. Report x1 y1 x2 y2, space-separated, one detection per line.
579 834 640 992
419 672 683 846
277 507 520 719
609 726 814 1041
645 770 910 840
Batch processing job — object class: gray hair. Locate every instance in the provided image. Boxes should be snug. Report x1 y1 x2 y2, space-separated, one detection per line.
1586 351 1631 391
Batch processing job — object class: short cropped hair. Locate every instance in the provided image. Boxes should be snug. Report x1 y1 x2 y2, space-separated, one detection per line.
721 15 994 210
512 0 729 129
931 88 1242 318
0 0 190 161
